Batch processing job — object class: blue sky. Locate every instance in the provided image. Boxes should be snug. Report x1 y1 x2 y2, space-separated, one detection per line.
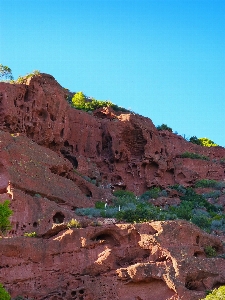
1 0 224 146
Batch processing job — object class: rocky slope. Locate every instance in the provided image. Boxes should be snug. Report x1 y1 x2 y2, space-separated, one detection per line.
0 73 225 299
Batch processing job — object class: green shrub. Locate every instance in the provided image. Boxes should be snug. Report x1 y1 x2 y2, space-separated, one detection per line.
71 92 129 113
0 283 10 300
139 187 161 201
0 200 13 235
113 190 137 206
95 201 106 209
202 191 221 199
116 203 161 223
0 64 13 81
180 152 209 160
156 124 172 132
189 136 202 145
24 232 36 237
189 136 218 147
195 179 225 189
198 138 218 147
191 214 211 231
201 286 225 299
204 245 217 257
75 207 102 218
67 218 81 228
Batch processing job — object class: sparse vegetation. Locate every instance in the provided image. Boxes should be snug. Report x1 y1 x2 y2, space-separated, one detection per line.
156 124 172 132
67 218 81 228
24 232 37 237
75 185 225 234
180 152 209 160
0 200 13 236
189 136 218 147
71 91 129 112
195 179 225 189
14 70 40 84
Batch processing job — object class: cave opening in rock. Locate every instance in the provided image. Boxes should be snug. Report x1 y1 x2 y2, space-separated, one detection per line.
53 212 65 224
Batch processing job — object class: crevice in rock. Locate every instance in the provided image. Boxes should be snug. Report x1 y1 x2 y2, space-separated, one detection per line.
11 183 66 204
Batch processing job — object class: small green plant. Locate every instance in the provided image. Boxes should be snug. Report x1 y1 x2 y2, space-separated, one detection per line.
195 179 225 189
156 124 172 132
201 285 225 299
204 245 217 257
0 200 13 235
24 232 37 237
67 218 81 228
95 201 106 209
180 152 209 160
0 283 10 300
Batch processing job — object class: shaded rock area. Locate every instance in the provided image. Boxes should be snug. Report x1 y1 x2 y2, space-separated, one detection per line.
0 73 225 299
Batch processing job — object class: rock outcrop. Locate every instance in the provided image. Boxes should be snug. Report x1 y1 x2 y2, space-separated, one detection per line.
0 73 225 299
1 221 225 300
0 74 224 195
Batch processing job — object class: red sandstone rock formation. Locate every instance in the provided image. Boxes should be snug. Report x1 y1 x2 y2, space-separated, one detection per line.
0 74 225 195
1 221 225 300
0 73 225 299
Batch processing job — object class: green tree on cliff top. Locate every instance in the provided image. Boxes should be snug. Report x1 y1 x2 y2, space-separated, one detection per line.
0 64 14 81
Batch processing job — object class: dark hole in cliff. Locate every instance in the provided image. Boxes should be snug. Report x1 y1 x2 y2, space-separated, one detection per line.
65 155 78 168
33 222 38 228
79 289 84 294
193 251 203 257
60 128 64 138
38 109 48 121
64 140 73 152
49 141 57 148
53 212 65 224
71 291 76 296
196 235 200 244
75 183 92 198
86 190 92 198
50 113 56 121
92 232 119 246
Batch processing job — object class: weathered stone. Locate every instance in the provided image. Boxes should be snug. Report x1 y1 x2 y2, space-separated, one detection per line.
0 221 224 300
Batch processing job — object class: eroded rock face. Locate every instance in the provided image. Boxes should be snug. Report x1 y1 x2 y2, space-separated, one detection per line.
0 74 225 300
0 221 224 300
0 131 94 236
0 74 225 195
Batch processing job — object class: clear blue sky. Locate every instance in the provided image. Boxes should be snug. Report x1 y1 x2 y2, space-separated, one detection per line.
1 0 224 146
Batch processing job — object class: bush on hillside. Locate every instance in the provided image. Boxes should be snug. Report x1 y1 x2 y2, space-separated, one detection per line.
180 152 209 160
156 124 172 132
0 283 10 300
189 136 218 147
71 91 129 112
0 200 13 235
198 138 218 147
